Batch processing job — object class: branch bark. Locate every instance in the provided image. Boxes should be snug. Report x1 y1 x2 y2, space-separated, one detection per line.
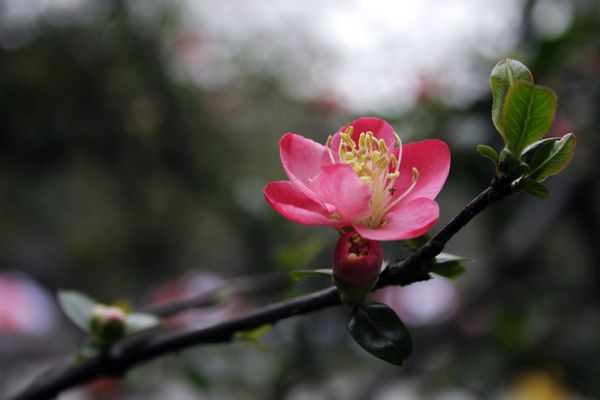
9 177 514 400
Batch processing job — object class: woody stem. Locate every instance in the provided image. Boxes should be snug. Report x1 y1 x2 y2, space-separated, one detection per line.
10 176 514 400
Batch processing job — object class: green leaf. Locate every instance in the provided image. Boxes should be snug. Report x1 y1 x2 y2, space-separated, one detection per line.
522 137 560 171
435 252 470 264
490 58 533 136
432 252 470 279
124 313 160 335
290 269 333 282
404 233 431 251
348 302 412 366
58 290 97 332
432 263 466 279
517 178 551 198
234 323 272 342
526 134 576 181
476 144 499 167
502 81 557 156
234 324 272 349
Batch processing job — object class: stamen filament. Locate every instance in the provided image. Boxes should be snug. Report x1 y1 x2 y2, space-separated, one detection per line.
326 135 335 163
381 167 419 216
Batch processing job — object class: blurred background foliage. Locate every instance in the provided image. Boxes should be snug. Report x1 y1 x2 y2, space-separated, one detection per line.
1 0 599 399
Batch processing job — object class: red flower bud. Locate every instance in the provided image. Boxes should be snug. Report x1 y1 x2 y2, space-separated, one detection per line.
333 232 383 305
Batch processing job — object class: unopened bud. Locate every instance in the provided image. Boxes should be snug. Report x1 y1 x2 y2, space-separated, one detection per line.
89 305 126 350
333 232 383 305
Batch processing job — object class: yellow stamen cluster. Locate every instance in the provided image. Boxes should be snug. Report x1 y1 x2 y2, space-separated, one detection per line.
335 126 400 185
327 126 419 228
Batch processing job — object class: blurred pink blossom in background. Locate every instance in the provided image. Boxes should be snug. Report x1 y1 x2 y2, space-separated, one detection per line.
375 276 459 326
0 271 57 336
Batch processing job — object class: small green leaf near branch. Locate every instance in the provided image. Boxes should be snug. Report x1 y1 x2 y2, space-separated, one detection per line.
58 290 97 332
124 313 161 335
516 178 551 198
524 133 576 181
404 233 431 251
490 58 533 136
233 323 272 347
432 252 471 279
476 144 499 168
290 269 333 282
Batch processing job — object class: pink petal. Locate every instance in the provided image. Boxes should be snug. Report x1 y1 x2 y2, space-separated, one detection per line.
311 164 372 222
331 117 397 162
353 198 439 241
280 133 331 187
390 139 450 207
264 181 340 226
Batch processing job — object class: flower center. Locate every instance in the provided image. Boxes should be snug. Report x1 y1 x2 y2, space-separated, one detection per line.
327 126 419 228
346 232 371 259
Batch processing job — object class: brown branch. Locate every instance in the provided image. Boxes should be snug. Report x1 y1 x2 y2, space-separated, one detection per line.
377 176 513 287
9 177 514 400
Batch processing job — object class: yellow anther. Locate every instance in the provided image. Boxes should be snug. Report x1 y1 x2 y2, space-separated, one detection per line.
364 134 372 149
411 167 419 182
386 172 400 180
341 127 355 144
341 133 355 147
358 132 366 148
346 159 358 168
375 157 389 171
326 135 333 149
378 139 388 154
392 131 402 147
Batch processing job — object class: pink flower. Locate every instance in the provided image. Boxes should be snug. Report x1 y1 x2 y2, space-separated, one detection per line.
264 117 450 240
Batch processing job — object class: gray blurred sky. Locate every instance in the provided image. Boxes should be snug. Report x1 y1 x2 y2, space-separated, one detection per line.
1 0 574 112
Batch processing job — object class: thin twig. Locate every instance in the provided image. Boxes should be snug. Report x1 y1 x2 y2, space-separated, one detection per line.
9 178 514 400
143 272 290 318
